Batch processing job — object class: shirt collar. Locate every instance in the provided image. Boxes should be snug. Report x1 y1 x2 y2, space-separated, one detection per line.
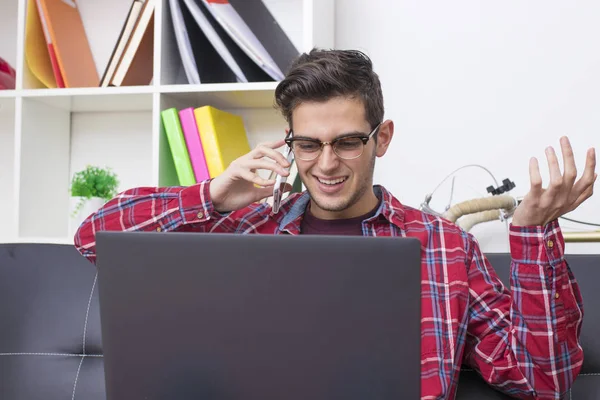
274 185 406 234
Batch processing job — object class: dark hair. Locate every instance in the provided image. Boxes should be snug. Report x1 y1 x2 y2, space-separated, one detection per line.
274 48 384 131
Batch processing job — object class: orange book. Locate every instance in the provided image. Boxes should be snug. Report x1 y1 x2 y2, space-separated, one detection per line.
35 0 99 88
33 0 64 87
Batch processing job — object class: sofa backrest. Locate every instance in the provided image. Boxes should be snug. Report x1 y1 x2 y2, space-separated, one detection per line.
0 244 598 399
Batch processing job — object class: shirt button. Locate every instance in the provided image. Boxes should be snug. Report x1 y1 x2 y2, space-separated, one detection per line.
197 211 204 219
555 293 560 299
547 240 554 248
156 227 162 232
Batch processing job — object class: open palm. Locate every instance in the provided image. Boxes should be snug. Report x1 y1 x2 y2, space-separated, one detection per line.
512 136 597 227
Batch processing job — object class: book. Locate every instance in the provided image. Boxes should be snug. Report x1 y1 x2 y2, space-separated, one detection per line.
111 0 155 87
25 0 58 88
161 108 196 186
186 0 273 83
33 0 65 88
169 0 201 84
179 107 210 182
228 0 300 77
201 0 299 80
193 106 251 178
182 0 248 83
35 0 99 88
100 0 144 87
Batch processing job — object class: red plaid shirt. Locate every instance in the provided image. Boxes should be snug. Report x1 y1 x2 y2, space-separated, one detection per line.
74 182 584 399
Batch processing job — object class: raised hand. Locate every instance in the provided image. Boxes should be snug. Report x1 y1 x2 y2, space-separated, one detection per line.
512 136 597 227
209 139 292 213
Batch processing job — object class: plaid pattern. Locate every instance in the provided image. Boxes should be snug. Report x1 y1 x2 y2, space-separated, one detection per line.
74 181 584 399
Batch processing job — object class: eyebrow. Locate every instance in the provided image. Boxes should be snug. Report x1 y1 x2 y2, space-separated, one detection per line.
291 131 369 141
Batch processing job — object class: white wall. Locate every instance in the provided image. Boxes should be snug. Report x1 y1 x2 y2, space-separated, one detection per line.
336 0 600 254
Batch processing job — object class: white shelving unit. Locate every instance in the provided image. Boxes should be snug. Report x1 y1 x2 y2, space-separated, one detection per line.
0 0 334 244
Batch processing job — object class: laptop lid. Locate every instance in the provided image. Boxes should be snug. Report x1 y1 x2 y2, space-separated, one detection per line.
95 231 422 399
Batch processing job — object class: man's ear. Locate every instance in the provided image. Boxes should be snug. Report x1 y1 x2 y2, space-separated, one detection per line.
375 119 394 157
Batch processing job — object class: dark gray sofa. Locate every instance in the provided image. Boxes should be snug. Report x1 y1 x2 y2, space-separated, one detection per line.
0 243 598 399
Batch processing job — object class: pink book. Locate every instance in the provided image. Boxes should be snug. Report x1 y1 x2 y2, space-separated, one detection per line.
178 107 210 182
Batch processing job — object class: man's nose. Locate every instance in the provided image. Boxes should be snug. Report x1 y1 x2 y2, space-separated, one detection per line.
318 144 340 171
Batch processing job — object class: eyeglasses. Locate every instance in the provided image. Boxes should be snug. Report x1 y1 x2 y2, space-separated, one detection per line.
285 123 382 161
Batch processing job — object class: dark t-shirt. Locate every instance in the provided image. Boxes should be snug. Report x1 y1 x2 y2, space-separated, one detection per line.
300 202 380 235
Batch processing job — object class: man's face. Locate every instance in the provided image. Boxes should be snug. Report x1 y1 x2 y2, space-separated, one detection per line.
290 96 393 219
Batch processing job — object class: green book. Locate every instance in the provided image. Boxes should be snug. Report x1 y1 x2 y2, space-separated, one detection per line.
160 108 196 186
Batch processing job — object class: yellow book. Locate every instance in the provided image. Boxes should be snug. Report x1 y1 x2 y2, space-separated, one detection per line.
25 0 57 88
193 106 251 178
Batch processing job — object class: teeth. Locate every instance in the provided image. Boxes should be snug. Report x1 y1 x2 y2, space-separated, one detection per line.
318 177 346 185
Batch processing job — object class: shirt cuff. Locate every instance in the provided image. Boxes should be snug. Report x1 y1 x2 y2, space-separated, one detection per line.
509 219 565 266
178 179 230 224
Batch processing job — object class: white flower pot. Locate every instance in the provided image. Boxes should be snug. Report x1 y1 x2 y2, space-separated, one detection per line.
69 196 106 238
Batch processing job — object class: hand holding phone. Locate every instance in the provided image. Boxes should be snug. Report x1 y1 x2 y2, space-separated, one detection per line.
272 146 295 214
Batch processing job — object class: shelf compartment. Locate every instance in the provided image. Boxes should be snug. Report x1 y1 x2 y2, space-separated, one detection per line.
21 0 154 90
159 0 306 86
17 96 154 240
157 91 287 187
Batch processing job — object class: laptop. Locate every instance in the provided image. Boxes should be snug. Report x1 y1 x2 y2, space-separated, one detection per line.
95 231 422 399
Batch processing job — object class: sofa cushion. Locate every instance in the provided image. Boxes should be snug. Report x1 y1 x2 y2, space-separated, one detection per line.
0 244 104 400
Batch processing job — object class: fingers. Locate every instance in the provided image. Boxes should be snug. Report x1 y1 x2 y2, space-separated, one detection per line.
251 141 291 167
583 147 597 181
240 169 275 187
254 183 292 205
252 182 294 204
254 186 276 202
545 146 563 191
254 139 286 153
265 138 286 149
560 136 577 187
234 157 289 188
246 159 290 177
570 147 597 198
529 156 543 195
258 146 291 168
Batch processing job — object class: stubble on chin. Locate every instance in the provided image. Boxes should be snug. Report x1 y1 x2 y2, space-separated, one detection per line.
306 178 369 213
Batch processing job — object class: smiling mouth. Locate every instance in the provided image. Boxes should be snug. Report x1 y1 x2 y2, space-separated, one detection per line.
316 177 347 185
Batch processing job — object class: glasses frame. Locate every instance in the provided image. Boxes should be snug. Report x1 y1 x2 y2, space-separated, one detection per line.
284 122 382 161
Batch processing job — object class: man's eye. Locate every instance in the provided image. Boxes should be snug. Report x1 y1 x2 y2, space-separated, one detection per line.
295 141 320 151
336 138 363 150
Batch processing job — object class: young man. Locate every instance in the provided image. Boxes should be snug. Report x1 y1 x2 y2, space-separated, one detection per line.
75 49 596 399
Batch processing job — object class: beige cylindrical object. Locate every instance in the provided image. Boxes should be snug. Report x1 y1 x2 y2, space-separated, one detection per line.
443 195 517 222
563 231 600 243
457 210 501 232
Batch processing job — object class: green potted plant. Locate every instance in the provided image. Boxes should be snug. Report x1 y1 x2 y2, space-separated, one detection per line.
69 165 119 235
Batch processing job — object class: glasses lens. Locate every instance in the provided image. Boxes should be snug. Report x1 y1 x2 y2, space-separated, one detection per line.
291 140 321 160
333 137 364 159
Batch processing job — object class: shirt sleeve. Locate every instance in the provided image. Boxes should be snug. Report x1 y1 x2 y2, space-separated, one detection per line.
463 219 584 399
73 180 238 264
